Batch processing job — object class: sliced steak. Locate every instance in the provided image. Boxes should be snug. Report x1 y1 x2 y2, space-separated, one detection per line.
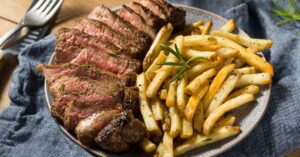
56 28 129 59
117 5 156 40
54 43 82 63
71 48 141 75
88 5 151 58
140 0 168 21
75 109 122 145
74 18 142 59
95 110 147 153
129 2 166 32
154 0 186 31
36 64 136 86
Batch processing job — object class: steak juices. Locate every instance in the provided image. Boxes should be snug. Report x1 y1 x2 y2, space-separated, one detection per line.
38 0 186 153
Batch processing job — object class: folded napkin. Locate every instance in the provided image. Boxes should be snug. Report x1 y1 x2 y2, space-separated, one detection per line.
1 0 300 156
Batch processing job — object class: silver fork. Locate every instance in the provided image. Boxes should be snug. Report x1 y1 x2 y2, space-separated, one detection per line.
0 0 63 48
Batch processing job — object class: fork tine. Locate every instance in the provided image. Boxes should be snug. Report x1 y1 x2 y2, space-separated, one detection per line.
42 0 57 16
28 0 45 13
45 0 63 19
36 0 52 14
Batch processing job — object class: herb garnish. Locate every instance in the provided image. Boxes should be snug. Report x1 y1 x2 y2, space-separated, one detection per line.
272 0 300 26
60 84 65 92
156 44 208 82
108 52 117 57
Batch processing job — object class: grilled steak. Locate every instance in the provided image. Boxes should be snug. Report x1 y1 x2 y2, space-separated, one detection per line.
95 110 147 153
74 18 142 59
56 28 129 60
36 64 136 86
154 0 186 31
88 5 151 58
129 2 166 32
140 0 168 21
117 5 157 40
71 48 142 75
55 43 82 63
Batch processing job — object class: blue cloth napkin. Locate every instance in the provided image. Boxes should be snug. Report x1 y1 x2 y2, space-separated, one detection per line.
1 0 300 156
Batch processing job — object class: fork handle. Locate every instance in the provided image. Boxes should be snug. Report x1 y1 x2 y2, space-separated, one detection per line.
0 24 24 48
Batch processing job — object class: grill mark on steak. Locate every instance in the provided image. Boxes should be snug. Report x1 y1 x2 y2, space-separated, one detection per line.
87 5 151 58
36 64 136 86
140 0 168 21
129 2 166 32
71 48 142 75
95 110 147 153
74 18 142 59
117 5 157 40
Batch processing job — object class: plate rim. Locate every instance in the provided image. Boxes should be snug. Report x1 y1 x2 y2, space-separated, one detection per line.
44 3 272 157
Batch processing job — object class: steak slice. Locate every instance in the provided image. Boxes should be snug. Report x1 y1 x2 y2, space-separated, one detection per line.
36 64 136 86
129 2 166 32
140 0 168 21
117 5 156 40
74 18 142 59
75 109 122 145
95 110 147 153
154 0 186 31
88 5 151 58
55 42 82 63
56 28 129 60
71 48 142 75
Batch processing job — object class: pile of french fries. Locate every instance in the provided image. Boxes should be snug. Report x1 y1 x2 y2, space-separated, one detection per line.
137 19 273 157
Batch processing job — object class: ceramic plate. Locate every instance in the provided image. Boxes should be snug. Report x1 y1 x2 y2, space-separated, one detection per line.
45 4 271 157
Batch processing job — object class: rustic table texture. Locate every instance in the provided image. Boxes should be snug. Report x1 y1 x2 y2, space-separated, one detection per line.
0 0 298 156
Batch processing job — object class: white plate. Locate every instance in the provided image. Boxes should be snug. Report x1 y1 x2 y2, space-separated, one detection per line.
45 4 271 157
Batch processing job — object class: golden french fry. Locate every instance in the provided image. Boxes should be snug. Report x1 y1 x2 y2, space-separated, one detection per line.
235 73 272 88
174 126 241 156
201 21 213 35
137 73 162 137
227 85 260 101
183 35 217 47
143 23 173 70
219 19 236 32
217 47 238 58
145 53 168 80
205 75 239 116
214 36 274 76
139 138 156 153
151 96 164 121
193 101 204 133
185 49 217 60
180 117 193 139
186 68 217 95
235 47 259 68
214 115 236 128
203 64 236 110
176 76 188 112
160 89 168 100
203 94 255 135
233 67 257 75
192 44 222 51
185 83 209 120
163 132 174 157
187 58 223 78
173 19 204 37
166 81 177 107
212 30 273 51
169 105 182 137
156 142 164 157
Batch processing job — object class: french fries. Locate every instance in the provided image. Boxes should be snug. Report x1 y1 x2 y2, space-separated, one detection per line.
235 73 272 88
185 83 209 120
203 94 255 135
219 19 236 32
143 23 173 70
137 73 162 137
205 75 239 116
212 30 273 51
203 64 236 111
138 19 274 156
186 68 217 94
174 126 241 156
214 36 274 76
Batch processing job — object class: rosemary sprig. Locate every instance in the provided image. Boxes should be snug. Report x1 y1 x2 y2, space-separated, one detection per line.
272 0 300 26
156 44 208 82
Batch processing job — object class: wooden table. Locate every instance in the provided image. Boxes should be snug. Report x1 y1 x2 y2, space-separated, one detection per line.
0 0 299 156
